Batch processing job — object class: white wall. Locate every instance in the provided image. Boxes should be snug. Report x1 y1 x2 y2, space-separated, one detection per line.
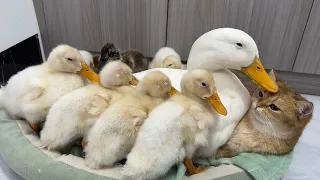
0 0 44 59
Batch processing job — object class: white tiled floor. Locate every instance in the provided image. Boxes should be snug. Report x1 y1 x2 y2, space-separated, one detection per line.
0 94 319 180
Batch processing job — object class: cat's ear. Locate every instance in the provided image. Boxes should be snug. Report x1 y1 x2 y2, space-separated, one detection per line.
269 69 279 81
297 101 313 118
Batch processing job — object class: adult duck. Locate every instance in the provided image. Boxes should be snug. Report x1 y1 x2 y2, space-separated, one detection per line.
133 28 278 159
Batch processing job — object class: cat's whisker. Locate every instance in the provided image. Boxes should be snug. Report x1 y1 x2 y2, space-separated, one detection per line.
259 110 281 142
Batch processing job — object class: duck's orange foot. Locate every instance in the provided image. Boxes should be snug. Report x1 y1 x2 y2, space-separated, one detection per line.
184 158 208 176
186 166 208 176
81 139 87 149
30 123 39 133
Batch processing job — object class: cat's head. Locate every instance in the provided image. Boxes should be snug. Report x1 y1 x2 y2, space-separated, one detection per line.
249 69 313 139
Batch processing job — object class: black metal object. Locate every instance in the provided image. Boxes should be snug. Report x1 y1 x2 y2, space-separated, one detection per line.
0 34 43 83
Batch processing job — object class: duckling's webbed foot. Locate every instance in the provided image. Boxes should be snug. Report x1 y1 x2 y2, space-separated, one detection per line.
81 139 87 149
30 123 40 134
184 158 208 176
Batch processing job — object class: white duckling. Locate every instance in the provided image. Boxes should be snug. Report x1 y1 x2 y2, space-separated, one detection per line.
84 71 173 169
132 28 278 158
122 69 227 180
149 47 183 69
0 44 99 132
79 50 95 69
40 61 137 150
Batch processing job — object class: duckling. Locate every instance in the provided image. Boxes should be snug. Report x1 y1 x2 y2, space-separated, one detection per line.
95 43 121 73
122 69 227 180
79 50 94 69
149 47 183 69
40 61 136 151
121 50 150 72
84 71 173 169
0 44 99 132
95 43 150 73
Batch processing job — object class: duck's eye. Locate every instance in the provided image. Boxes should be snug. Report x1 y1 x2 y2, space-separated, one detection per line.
168 64 173 67
67 58 73 61
269 104 280 111
258 91 263 98
236 43 243 48
201 82 207 87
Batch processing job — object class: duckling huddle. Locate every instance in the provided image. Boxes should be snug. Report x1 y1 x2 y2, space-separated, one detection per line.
94 44 184 73
0 27 279 180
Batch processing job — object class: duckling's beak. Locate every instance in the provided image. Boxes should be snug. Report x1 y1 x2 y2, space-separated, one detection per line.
206 93 227 116
168 86 179 96
241 56 278 93
77 62 100 83
129 75 139 86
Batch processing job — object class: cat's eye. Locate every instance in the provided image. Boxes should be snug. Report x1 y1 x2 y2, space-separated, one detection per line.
269 104 280 111
67 58 73 61
201 82 207 87
258 91 263 98
236 43 243 48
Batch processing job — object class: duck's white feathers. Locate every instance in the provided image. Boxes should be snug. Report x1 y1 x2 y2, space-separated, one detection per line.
2 64 85 123
40 84 124 150
122 101 185 180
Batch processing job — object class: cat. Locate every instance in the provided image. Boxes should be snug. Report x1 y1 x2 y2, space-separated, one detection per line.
215 69 313 157
121 50 150 72
95 43 150 73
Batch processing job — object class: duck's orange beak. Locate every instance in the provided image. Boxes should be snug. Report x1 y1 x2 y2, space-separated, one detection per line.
242 56 278 93
206 92 227 116
129 75 139 86
168 86 179 96
77 62 100 83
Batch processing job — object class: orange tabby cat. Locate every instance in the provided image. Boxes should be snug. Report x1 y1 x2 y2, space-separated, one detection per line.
216 69 313 157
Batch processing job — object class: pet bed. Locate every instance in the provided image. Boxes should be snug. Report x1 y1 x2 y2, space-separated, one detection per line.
0 108 293 180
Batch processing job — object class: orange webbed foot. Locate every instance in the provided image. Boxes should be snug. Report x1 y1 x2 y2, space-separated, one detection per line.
184 158 208 176
81 139 87 149
30 123 39 133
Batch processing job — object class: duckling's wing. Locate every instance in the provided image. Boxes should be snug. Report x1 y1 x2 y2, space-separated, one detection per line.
122 101 186 180
22 77 48 101
86 92 111 116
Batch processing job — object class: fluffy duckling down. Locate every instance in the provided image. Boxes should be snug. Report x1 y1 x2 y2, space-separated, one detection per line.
84 71 174 169
79 50 95 69
122 69 227 180
0 44 99 132
40 61 136 151
149 47 183 69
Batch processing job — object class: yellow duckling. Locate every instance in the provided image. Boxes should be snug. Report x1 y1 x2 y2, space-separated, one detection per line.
122 69 227 180
84 71 174 169
40 61 136 151
0 44 99 132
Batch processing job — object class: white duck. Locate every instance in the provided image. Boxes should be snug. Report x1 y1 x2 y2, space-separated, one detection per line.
122 69 227 180
149 47 183 69
0 44 99 132
40 61 136 150
133 28 278 158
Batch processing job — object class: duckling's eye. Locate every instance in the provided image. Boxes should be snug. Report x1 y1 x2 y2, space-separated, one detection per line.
67 58 73 61
269 104 280 111
201 82 207 87
236 43 243 48
168 64 173 67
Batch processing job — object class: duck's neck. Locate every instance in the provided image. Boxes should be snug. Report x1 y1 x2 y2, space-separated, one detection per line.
41 61 56 72
181 90 204 104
